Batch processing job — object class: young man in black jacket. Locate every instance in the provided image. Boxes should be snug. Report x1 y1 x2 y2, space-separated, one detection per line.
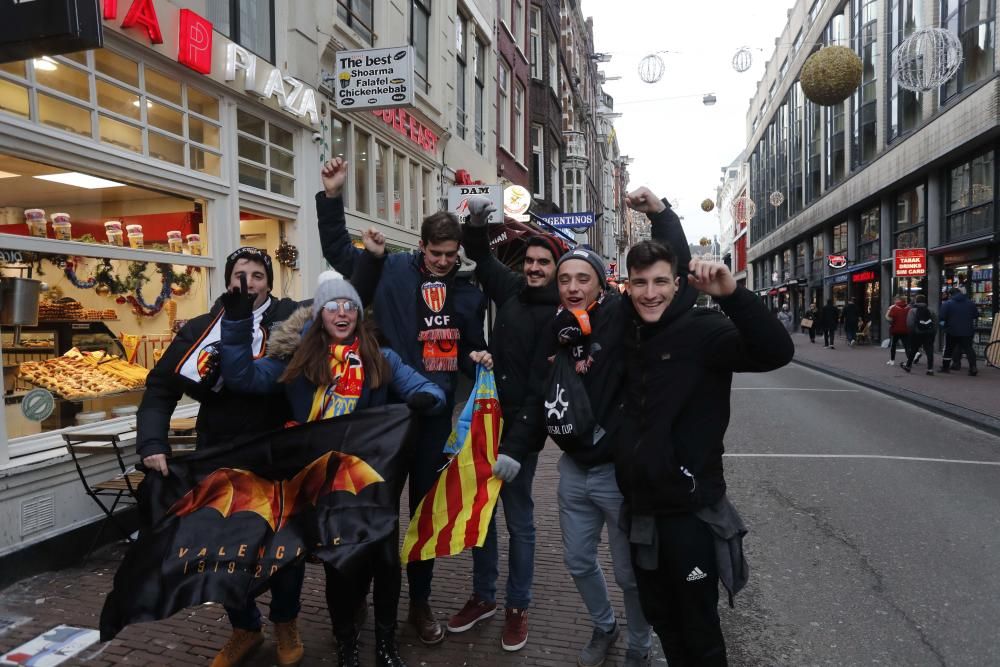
136 248 304 667
444 196 567 651
618 242 794 666
495 188 692 667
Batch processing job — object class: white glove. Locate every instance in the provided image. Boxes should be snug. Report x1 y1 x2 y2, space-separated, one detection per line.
466 195 496 226
492 454 521 482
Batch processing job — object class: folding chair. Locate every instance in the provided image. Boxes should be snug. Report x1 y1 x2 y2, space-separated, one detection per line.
64 432 144 558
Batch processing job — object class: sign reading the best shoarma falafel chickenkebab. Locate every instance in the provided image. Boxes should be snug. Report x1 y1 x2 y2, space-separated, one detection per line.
332 46 414 111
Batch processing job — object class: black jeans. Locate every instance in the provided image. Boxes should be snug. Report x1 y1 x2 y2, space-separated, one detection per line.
632 514 728 667
943 335 977 371
889 335 909 362
405 410 453 604
905 334 934 369
823 328 835 346
326 530 402 636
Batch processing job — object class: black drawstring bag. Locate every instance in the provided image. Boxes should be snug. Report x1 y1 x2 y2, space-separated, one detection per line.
544 350 596 449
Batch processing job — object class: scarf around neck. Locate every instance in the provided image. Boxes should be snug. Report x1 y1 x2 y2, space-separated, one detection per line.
308 339 365 421
416 263 460 372
177 297 271 391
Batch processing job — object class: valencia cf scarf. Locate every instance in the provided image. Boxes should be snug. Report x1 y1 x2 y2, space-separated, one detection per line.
177 298 271 391
308 340 365 421
417 268 460 372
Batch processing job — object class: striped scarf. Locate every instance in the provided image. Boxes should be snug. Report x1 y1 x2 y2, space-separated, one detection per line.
307 340 364 421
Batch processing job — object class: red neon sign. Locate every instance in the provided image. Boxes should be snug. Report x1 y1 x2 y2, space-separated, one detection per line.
372 109 440 153
852 270 876 283
177 9 213 74
119 0 164 45
828 254 847 269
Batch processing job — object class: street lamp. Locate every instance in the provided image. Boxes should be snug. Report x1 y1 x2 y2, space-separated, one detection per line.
703 93 717 106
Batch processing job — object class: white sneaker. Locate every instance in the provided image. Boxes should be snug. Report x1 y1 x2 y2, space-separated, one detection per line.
886 360 895 366
914 351 923 363
849 340 855 347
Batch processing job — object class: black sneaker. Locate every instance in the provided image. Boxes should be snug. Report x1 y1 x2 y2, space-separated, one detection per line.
926 370 935 376
901 363 911 373
578 622 620 667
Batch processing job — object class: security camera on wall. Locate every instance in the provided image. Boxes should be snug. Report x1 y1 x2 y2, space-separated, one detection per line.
311 132 323 144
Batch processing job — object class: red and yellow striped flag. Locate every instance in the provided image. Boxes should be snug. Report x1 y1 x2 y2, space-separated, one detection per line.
402 395 503 562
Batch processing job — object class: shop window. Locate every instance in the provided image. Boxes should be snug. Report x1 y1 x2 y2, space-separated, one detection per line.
456 13 467 140
392 153 405 226
410 0 431 92
410 162 420 229
782 248 793 281
375 142 389 220
0 153 209 455
331 116 348 160
941 0 996 102
352 127 371 214
894 184 926 248
0 51 222 177
857 206 880 262
946 151 995 241
337 0 375 44
237 109 296 198
198 0 275 63
795 243 807 277
423 168 434 217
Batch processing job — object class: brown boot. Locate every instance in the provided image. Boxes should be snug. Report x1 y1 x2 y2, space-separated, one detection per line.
407 602 445 645
274 619 304 666
210 628 264 667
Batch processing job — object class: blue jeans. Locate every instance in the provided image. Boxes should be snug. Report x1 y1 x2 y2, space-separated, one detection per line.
557 455 652 653
472 452 538 608
227 561 305 630
406 410 453 604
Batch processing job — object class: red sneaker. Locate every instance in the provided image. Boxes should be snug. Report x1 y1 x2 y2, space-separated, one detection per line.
501 607 528 651
447 594 498 633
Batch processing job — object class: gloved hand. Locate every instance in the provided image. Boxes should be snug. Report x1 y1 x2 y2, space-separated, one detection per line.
406 392 438 413
492 454 521 482
220 275 255 321
466 195 496 227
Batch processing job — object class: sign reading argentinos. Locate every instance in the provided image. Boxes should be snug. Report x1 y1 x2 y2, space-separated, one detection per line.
538 213 596 231
333 46 414 110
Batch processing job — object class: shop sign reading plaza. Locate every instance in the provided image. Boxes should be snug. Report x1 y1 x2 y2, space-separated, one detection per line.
101 0 319 125
894 248 927 277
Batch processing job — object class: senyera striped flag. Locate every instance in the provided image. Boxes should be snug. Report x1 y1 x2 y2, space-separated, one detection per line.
402 371 503 562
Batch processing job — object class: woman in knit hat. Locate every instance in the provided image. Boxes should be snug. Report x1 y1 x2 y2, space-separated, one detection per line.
218 232 445 667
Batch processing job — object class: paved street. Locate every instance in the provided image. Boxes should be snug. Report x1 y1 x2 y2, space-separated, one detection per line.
1 360 999 666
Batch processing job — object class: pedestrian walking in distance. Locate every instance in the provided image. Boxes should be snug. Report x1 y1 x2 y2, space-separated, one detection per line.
938 287 979 376
885 297 911 365
802 303 819 343
777 304 794 334
842 298 861 346
901 294 936 376
820 299 839 349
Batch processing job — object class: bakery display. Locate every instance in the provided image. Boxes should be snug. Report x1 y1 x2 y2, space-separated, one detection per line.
38 297 116 321
18 347 149 400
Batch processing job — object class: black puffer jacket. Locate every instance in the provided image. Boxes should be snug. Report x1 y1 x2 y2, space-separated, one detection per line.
616 287 794 515
136 296 300 458
462 223 560 455
500 201 694 467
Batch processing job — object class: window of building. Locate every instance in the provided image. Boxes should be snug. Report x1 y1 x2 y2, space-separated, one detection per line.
0 51 222 177
775 102 789 227
498 60 510 150
202 0 274 62
375 142 389 220
237 109 294 197
512 0 525 52
809 0 825 23
410 0 431 92
530 8 542 79
793 29 805 53
852 0 879 168
549 39 558 94
832 222 848 254
513 83 525 161
531 124 544 197
806 96 822 204
941 0 996 101
789 84 804 215
392 151 405 226
337 0 374 43
353 127 371 214
782 248 793 280
563 167 585 212
409 161 420 229
824 13 847 186
946 151 995 241
894 183 926 248
888 0 923 140
549 142 560 207
499 0 512 29
857 206 880 262
456 14 467 140
474 37 486 154
812 233 825 275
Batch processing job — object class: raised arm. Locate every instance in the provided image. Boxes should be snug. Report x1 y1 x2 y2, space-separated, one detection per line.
350 228 387 308
628 186 697 311
219 317 286 394
317 158 361 276
462 196 524 307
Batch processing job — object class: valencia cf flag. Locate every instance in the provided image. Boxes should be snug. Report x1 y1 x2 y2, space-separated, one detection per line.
99 404 414 641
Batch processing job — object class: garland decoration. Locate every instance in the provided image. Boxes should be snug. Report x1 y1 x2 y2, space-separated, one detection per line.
126 263 174 317
275 241 299 268
62 258 200 317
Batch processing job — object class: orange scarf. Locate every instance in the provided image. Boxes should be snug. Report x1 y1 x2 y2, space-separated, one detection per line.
307 340 364 421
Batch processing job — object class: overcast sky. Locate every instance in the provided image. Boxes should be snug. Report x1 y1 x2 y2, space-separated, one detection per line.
582 0 796 243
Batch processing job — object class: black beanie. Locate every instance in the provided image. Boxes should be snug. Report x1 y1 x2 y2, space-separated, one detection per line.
557 247 608 288
224 247 274 288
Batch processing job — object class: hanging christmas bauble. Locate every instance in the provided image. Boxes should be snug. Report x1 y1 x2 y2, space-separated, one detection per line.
730 196 756 225
769 191 785 208
638 54 666 84
892 27 963 92
732 47 753 73
701 198 715 212
800 46 863 105
95 283 111 297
